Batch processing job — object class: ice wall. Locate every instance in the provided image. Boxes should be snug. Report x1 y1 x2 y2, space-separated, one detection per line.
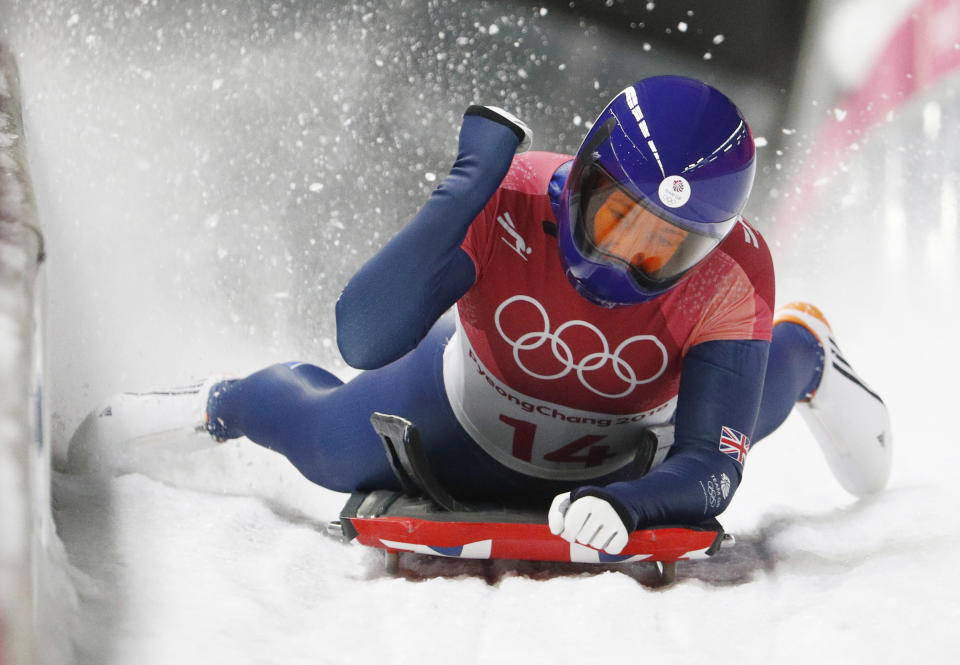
0 44 48 665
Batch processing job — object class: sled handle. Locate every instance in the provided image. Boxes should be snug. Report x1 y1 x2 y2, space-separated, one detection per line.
370 412 476 512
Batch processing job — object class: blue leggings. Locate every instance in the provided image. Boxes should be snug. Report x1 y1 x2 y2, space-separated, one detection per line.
207 317 822 502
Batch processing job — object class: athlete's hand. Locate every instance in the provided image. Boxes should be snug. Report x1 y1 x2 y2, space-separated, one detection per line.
479 105 533 153
548 492 630 555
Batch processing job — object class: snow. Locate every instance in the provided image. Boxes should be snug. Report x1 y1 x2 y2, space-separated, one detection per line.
0 47 33 665
2 1 960 663
819 0 918 88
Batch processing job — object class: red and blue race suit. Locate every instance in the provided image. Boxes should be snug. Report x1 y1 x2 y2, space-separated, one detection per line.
209 108 821 530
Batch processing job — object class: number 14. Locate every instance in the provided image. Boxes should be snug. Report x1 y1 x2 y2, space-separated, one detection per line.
498 414 614 467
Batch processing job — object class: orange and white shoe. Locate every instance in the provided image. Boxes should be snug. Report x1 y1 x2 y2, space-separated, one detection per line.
774 302 892 497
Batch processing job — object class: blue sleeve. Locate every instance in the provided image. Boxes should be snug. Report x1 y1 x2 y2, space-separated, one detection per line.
335 108 524 369
572 339 770 529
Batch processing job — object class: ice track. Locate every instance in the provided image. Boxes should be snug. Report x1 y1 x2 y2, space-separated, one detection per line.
8 1 960 663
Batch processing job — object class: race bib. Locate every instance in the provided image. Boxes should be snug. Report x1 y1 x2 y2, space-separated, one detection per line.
443 319 676 481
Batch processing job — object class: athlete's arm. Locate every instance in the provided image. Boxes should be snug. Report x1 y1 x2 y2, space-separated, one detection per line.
566 338 769 531
336 107 530 369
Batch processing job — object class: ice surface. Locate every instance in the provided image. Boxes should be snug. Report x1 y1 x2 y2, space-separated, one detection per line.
3 0 960 663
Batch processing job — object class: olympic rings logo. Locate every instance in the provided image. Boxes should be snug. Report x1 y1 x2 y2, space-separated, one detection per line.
494 295 668 398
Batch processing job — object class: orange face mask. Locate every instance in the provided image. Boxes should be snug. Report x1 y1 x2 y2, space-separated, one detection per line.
591 189 689 275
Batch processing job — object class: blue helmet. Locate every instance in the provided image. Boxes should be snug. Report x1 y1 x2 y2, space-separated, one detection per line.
557 75 756 307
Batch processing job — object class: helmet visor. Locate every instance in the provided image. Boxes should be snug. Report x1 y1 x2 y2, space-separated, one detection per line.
575 163 733 287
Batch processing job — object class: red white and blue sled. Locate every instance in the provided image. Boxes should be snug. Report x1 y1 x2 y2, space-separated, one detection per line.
328 413 733 584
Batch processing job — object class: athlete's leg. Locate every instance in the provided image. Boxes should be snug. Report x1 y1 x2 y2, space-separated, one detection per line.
204 312 595 503
753 320 823 441
205 330 447 492
205 315 524 497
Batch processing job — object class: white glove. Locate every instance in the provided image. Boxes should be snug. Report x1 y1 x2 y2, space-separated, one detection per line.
548 492 630 555
482 105 533 153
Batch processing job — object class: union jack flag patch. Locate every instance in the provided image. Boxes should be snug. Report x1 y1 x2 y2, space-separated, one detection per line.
719 426 751 465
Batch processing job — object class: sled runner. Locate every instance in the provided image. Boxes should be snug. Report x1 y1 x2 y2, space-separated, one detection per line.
328 413 732 584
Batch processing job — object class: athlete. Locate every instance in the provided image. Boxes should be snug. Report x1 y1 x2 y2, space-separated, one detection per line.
79 76 892 555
